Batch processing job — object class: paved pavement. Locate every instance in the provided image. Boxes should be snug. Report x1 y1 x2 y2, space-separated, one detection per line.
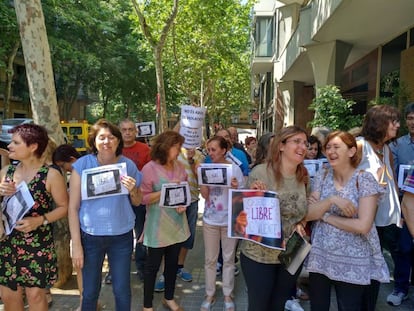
2 206 414 310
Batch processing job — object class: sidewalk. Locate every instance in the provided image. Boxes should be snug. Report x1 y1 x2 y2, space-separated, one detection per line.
2 212 414 310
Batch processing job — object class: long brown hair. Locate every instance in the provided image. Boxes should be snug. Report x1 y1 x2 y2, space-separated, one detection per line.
267 125 308 187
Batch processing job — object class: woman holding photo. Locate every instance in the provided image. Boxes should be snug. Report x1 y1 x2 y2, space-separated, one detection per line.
199 135 244 311
140 130 190 311
240 125 308 311
68 119 142 311
0 124 68 311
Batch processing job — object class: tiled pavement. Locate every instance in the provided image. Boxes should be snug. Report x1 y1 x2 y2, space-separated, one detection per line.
2 211 414 310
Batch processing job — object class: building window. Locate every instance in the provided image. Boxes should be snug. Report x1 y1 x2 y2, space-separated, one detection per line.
255 17 274 57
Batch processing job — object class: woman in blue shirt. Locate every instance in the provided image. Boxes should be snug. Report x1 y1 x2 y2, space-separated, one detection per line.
68 119 142 311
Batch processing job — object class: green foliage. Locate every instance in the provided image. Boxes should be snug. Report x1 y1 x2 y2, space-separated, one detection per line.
308 85 363 131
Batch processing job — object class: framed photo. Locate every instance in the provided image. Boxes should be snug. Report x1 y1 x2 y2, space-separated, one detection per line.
159 182 191 208
81 163 128 200
398 165 413 189
197 163 233 187
136 121 156 137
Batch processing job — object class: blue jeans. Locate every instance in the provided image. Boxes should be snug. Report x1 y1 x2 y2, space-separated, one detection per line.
81 230 133 311
181 200 198 249
391 223 413 294
133 205 147 272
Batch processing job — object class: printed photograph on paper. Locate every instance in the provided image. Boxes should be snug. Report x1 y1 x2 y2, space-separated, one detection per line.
197 163 232 187
398 165 413 189
1 181 35 235
81 163 128 200
228 189 284 250
303 159 323 177
401 166 414 194
136 121 156 137
159 182 191 208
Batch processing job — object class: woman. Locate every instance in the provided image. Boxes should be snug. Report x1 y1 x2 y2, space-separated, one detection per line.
305 131 389 311
0 124 68 311
252 132 274 168
240 125 308 311
306 135 322 159
140 130 190 311
357 105 401 308
68 119 142 311
199 136 244 311
245 136 257 167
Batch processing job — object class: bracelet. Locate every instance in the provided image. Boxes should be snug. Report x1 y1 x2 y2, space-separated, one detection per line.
322 213 330 222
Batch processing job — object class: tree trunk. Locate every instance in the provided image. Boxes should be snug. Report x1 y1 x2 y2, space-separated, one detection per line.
131 0 179 133
14 0 72 287
4 40 21 119
154 47 167 132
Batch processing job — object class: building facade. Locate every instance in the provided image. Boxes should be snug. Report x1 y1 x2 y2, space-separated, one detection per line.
251 0 414 136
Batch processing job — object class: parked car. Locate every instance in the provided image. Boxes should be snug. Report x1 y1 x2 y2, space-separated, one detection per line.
0 118 34 148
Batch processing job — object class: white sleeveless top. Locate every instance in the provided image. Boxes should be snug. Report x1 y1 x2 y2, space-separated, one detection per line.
357 137 401 227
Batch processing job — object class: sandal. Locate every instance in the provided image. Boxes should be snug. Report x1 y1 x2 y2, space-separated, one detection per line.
223 298 235 311
200 296 215 311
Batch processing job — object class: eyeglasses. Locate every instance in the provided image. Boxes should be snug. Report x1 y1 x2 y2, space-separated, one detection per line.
392 120 400 126
285 138 310 148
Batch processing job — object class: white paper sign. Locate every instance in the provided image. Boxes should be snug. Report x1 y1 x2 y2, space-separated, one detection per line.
180 105 206 128
243 196 282 238
180 126 203 149
197 163 233 187
399 164 414 189
228 189 284 250
303 159 323 177
136 121 156 137
159 182 191 208
1 181 35 235
81 163 128 200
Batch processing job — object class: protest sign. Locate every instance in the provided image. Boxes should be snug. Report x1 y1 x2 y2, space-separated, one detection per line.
228 189 284 250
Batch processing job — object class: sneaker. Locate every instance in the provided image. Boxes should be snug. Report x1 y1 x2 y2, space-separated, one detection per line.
285 298 304 311
386 290 408 306
296 288 309 301
104 273 112 285
234 265 240 276
154 275 165 292
177 268 192 282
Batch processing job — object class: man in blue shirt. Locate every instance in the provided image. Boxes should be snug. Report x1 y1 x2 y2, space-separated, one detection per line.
388 102 414 306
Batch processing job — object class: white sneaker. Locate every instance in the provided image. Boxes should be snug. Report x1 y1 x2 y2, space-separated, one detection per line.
386 290 408 306
285 298 304 311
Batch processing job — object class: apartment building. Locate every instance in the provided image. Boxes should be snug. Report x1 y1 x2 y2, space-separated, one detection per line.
251 0 414 135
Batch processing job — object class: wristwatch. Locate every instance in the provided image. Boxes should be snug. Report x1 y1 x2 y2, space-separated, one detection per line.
42 215 49 226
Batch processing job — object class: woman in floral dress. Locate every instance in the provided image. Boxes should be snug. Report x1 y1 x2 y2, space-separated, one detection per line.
0 124 68 311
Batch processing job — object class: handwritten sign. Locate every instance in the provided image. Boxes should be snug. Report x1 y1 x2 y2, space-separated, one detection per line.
243 196 281 238
180 126 202 149
180 105 206 128
228 189 284 250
